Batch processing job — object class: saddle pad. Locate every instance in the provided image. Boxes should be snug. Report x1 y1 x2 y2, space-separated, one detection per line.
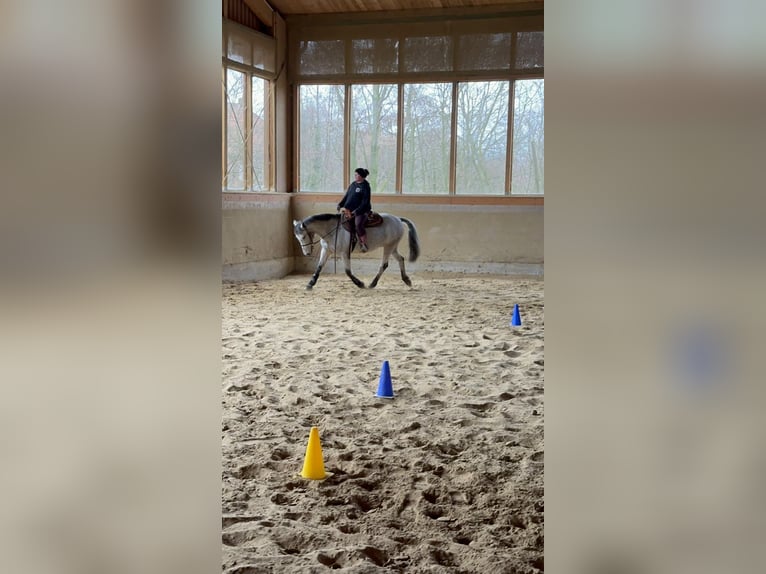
366 212 383 227
341 211 383 233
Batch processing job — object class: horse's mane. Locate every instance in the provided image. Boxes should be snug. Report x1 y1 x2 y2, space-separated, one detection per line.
304 213 340 225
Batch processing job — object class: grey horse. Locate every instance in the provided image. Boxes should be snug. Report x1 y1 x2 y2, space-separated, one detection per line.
293 213 420 290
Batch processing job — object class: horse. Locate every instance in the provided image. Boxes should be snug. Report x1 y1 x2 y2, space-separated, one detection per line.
293 212 420 290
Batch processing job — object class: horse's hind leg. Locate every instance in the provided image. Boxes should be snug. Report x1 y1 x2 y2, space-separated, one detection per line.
368 246 394 289
342 252 365 289
392 248 412 287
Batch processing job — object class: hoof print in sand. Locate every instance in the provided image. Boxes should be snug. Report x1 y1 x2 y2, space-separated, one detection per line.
269 492 293 506
222 276 544 574
430 548 457 567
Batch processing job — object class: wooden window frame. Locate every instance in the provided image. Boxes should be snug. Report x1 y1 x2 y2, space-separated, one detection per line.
294 76 542 197
222 62 275 192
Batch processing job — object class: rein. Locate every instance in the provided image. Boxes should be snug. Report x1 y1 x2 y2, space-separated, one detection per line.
333 216 341 274
300 220 339 249
301 218 345 274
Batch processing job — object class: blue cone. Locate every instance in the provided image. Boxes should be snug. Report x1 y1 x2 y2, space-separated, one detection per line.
376 360 394 398
511 304 522 326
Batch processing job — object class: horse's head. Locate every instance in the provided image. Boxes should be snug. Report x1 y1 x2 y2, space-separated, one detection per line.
293 219 313 256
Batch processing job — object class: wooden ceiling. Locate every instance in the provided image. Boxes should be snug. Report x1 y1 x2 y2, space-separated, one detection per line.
266 0 541 16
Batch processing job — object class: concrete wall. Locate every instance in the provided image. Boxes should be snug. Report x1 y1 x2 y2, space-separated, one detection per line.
291 194 543 277
222 193 294 281
223 193 543 280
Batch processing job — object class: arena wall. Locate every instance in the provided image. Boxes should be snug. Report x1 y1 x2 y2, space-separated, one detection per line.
223 193 543 280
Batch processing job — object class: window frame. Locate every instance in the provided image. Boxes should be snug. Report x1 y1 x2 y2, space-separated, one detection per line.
295 76 543 196
222 61 274 192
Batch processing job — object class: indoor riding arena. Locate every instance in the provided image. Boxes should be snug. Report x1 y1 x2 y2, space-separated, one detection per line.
221 1 543 572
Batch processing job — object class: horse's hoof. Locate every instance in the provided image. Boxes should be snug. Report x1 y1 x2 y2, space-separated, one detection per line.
306 284 314 291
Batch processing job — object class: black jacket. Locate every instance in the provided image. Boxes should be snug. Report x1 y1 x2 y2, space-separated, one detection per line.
337 180 372 215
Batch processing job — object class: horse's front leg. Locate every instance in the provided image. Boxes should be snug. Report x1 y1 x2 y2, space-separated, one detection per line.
342 250 365 289
307 244 330 290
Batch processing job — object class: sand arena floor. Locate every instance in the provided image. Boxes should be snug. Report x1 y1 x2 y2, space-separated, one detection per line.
222 273 544 573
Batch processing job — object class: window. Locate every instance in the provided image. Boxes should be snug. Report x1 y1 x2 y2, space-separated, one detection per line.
455 81 509 195
351 84 398 193
299 40 345 76
223 67 272 191
225 69 246 190
457 33 512 71
402 36 453 73
297 79 543 195
221 19 275 192
251 76 268 190
292 15 542 195
512 79 544 195
351 39 399 74
299 84 345 192
515 32 544 70
402 83 451 194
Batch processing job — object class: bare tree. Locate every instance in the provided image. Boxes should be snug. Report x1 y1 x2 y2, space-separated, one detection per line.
402 83 451 194
225 69 246 189
512 79 544 195
300 85 344 191
351 84 397 192
296 78 543 196
456 81 509 194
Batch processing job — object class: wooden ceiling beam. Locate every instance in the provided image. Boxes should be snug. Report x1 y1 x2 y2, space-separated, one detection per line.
268 0 542 16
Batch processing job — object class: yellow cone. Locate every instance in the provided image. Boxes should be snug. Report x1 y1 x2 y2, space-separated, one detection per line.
300 426 327 480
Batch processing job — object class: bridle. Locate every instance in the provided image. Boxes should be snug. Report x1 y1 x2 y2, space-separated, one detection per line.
298 217 343 255
299 235 319 250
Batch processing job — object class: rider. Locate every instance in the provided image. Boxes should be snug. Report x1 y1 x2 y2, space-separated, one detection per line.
337 168 372 253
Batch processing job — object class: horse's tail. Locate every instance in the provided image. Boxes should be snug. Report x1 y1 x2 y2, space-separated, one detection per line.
400 217 420 262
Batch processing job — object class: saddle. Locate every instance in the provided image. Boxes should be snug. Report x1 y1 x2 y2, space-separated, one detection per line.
341 211 383 234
